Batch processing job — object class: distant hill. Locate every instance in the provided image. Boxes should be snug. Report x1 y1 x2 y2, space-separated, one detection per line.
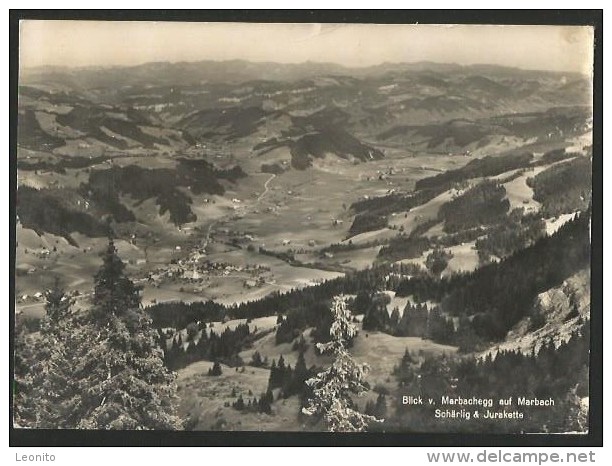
178 106 274 141
17 87 193 153
21 60 584 88
290 129 385 169
16 58 593 242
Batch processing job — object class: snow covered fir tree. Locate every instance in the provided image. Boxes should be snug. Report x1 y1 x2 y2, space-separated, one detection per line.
302 295 381 432
14 280 81 428
13 238 183 430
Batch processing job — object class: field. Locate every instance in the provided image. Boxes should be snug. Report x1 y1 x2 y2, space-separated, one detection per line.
387 187 462 234
444 242 480 275
17 131 486 314
16 144 587 316
179 320 457 430
176 361 304 431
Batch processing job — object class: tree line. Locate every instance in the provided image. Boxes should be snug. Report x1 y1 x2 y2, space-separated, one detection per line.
389 320 589 433
395 209 590 340
163 322 252 371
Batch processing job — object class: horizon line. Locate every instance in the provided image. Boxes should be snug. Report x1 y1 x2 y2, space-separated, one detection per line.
20 57 588 76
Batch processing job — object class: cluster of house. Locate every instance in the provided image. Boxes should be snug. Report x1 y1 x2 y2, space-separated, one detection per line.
21 247 53 259
17 291 45 303
145 257 270 289
17 288 81 304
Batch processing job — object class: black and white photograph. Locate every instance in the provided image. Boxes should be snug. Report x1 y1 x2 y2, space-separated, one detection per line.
10 12 600 444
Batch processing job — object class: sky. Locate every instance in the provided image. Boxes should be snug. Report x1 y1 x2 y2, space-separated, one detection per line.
19 21 595 74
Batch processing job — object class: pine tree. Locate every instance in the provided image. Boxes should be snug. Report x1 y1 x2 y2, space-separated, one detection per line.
45 279 74 322
281 364 293 397
364 400 376 416
233 395 245 411
72 238 183 429
209 361 222 376
35 283 81 427
91 239 141 322
401 348 415 365
302 295 381 432
292 334 308 352
13 316 36 427
267 359 277 392
362 294 391 333
166 336 182 369
390 307 401 332
292 349 309 397
13 281 82 428
196 329 208 358
425 247 453 277
374 393 387 419
250 350 263 367
186 322 198 341
258 390 273 414
268 356 287 390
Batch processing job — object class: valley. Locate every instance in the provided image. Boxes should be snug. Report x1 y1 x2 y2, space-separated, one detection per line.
15 59 593 433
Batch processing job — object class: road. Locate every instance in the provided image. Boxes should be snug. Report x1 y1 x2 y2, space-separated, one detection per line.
257 174 276 202
199 173 274 250
201 219 218 250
